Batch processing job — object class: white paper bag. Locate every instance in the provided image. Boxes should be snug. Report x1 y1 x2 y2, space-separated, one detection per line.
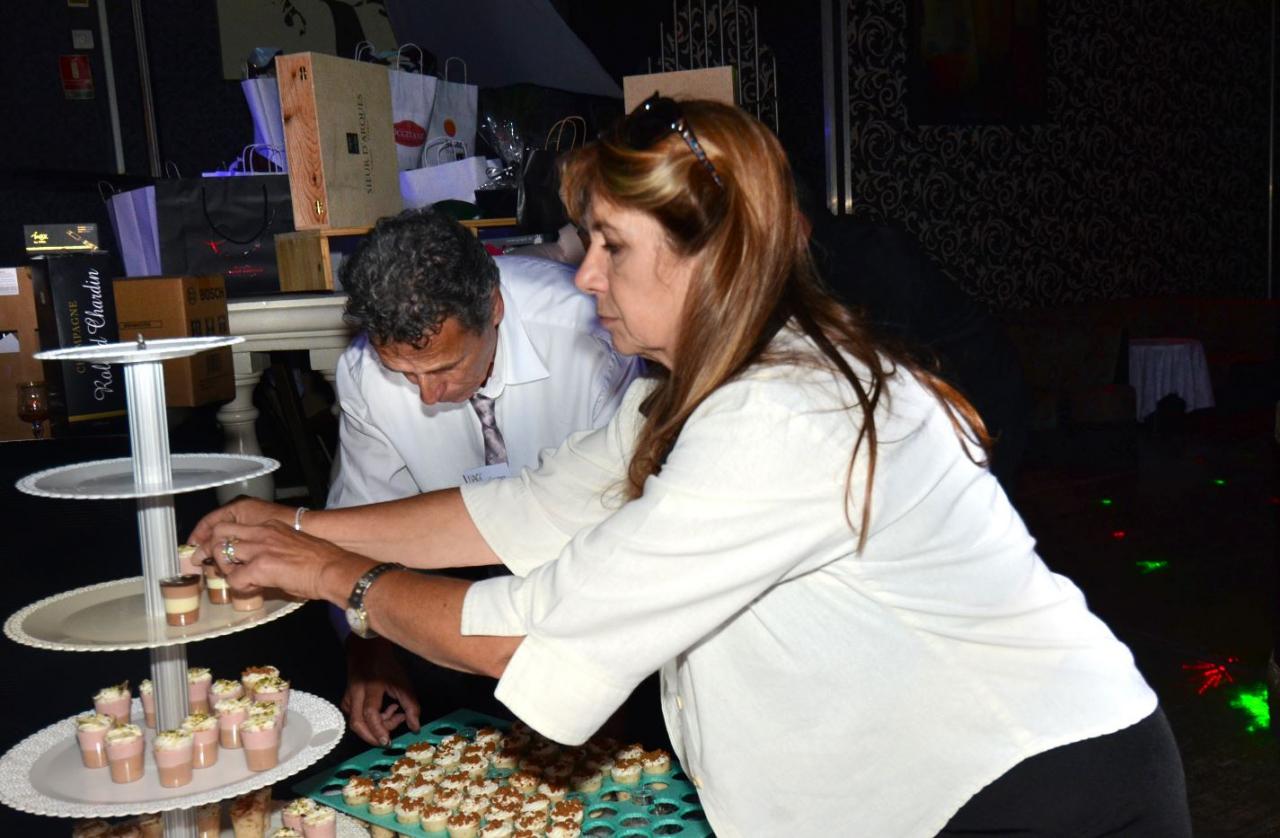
425 57 478 165
399 156 489 208
387 44 439 171
240 78 287 170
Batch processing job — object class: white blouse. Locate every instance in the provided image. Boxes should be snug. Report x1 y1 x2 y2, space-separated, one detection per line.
460 330 1156 837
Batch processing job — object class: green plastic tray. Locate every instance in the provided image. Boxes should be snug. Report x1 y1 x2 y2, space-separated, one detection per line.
293 708 713 837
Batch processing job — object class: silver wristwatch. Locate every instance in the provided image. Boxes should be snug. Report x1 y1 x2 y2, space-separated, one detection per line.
344 562 404 640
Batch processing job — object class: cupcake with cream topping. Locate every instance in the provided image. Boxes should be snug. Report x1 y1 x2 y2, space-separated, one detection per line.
342 775 375 807
610 758 642 786
537 780 568 803
520 794 550 816
421 804 451 832
394 796 424 825
390 756 420 779
368 786 399 817
570 771 601 794
512 831 539 838
468 777 500 799
546 820 581 838
446 811 480 838
459 750 488 779
492 747 520 771
458 795 489 818
513 811 547 834
550 799 584 825
480 821 514 838
376 775 408 795
405 776 436 803
641 748 671 775
474 726 503 747
434 788 464 812
406 740 436 764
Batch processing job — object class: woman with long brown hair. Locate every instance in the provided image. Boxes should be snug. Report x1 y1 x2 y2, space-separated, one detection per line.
194 97 1188 836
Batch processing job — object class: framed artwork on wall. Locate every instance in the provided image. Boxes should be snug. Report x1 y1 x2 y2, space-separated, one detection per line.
906 0 1046 125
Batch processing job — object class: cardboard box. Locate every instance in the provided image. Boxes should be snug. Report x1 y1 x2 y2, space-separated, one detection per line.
277 52 403 230
623 66 738 112
113 275 234 407
0 266 48 441
29 254 128 432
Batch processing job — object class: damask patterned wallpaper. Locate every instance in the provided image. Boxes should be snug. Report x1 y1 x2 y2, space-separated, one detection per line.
840 1 1271 308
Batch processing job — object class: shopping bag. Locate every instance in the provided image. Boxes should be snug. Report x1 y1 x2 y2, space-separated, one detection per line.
400 155 489 209
154 175 294 296
103 183 161 277
425 58 478 165
240 77 288 170
385 44 439 171
517 117 586 235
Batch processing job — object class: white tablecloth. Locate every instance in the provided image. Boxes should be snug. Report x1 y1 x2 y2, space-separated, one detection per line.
1128 338 1215 420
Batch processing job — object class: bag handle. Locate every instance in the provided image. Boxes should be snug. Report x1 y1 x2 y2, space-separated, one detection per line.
353 40 375 62
420 137 467 167
200 182 275 244
396 43 425 73
98 180 119 203
546 116 587 151
164 161 182 179
443 56 467 83
237 144 285 174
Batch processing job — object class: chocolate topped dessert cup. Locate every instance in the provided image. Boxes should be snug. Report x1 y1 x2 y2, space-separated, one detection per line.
153 728 195 788
104 724 144 784
201 558 231 605
74 712 113 768
93 681 131 725
159 574 201 626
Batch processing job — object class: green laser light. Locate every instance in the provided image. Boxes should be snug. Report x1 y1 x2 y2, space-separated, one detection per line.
1229 684 1271 733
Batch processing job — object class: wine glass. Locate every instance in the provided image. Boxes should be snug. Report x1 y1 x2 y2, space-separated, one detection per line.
16 381 49 439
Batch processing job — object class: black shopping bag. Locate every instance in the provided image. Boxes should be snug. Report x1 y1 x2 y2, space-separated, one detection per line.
155 175 293 296
519 148 568 236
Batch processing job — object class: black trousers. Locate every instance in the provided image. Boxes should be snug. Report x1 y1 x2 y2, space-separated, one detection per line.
938 708 1191 837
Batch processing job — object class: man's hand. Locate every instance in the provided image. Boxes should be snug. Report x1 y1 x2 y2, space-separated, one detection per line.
341 635 421 746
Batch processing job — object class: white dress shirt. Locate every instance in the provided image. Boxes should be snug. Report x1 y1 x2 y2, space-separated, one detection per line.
327 255 640 507
459 327 1157 837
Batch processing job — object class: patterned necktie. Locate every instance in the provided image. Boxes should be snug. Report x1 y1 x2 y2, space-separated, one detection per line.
469 393 508 466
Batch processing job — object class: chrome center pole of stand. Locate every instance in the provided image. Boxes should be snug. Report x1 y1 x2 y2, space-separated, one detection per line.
124 360 195 837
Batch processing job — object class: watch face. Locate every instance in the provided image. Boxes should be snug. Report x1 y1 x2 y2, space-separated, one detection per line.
345 606 369 637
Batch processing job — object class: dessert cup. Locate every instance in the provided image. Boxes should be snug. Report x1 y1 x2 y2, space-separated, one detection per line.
252 676 290 727
230 787 269 838
301 805 337 838
210 678 244 704
153 729 195 788
187 667 213 714
105 724 144 784
177 543 203 578
195 801 221 838
183 713 219 768
231 586 265 612
282 797 317 831
159 574 202 626
202 557 231 604
93 682 131 726
239 716 281 771
138 680 156 728
240 665 279 696
74 712 112 768
215 697 250 749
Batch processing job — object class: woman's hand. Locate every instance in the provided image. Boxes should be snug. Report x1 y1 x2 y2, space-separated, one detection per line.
200 519 373 605
188 497 296 553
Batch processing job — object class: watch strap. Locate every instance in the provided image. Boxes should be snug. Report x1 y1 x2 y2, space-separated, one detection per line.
348 562 405 610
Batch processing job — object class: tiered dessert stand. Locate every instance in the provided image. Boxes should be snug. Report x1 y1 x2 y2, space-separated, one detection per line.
0 337 348 837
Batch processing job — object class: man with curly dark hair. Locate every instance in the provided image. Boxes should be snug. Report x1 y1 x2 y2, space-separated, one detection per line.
325 208 639 745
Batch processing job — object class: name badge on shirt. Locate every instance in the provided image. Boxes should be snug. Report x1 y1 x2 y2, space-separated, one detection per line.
462 463 513 484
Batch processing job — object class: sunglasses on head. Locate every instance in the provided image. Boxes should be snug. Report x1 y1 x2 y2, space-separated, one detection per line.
621 93 724 188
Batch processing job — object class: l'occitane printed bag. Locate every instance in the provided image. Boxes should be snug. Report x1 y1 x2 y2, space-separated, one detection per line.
423 57 477 166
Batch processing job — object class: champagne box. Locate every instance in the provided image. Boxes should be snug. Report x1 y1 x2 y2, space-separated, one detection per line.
276 51 403 230
0 266 47 441
114 275 234 407
29 253 127 432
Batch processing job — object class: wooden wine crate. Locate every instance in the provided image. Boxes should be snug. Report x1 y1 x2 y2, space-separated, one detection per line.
275 218 518 292
276 52 404 230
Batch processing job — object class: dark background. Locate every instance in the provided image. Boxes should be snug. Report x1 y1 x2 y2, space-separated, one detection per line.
0 1 1275 834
